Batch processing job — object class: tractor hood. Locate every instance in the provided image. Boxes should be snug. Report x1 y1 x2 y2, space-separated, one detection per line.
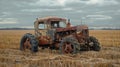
55 25 88 32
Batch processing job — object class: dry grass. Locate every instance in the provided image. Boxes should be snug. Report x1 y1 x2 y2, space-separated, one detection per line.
90 30 120 47
0 30 120 67
0 30 34 49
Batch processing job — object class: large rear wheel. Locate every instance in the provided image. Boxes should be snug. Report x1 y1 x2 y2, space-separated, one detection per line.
20 33 38 52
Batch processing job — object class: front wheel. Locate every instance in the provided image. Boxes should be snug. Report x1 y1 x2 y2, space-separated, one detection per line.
20 33 38 52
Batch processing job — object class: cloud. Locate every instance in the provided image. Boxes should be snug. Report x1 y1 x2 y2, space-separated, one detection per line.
0 18 18 24
22 9 57 12
57 0 67 6
86 0 119 6
118 10 120 12
29 0 65 6
21 7 73 13
62 0 119 6
86 0 104 5
28 0 81 6
0 0 120 28
76 10 83 13
1 12 11 17
86 15 112 20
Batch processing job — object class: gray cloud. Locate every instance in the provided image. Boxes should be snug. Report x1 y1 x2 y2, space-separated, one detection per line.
86 15 112 20
0 0 120 28
0 18 18 24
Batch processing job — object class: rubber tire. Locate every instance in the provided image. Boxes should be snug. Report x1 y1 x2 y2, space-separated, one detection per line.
59 37 80 54
89 36 101 51
20 33 38 52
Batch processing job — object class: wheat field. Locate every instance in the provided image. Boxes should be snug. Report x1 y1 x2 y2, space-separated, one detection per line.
0 30 120 67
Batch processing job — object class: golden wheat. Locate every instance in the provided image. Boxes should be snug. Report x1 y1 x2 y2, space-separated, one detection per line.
89 30 120 47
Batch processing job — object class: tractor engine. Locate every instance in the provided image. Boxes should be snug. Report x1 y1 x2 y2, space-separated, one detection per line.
54 25 89 44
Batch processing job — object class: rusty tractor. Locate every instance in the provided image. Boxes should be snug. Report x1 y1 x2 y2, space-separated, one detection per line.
20 16 101 54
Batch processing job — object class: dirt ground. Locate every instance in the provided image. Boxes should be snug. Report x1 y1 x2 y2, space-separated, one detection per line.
0 46 120 67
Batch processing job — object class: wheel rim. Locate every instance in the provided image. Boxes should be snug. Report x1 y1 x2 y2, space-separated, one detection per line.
62 42 73 53
23 38 31 50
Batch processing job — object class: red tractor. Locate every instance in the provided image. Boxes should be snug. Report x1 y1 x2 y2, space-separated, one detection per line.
20 16 101 54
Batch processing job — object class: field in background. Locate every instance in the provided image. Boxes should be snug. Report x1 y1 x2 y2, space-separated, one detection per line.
0 30 34 49
0 30 120 67
90 30 120 47
0 30 120 48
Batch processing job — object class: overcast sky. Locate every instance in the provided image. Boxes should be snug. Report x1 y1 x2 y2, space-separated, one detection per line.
0 0 120 28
